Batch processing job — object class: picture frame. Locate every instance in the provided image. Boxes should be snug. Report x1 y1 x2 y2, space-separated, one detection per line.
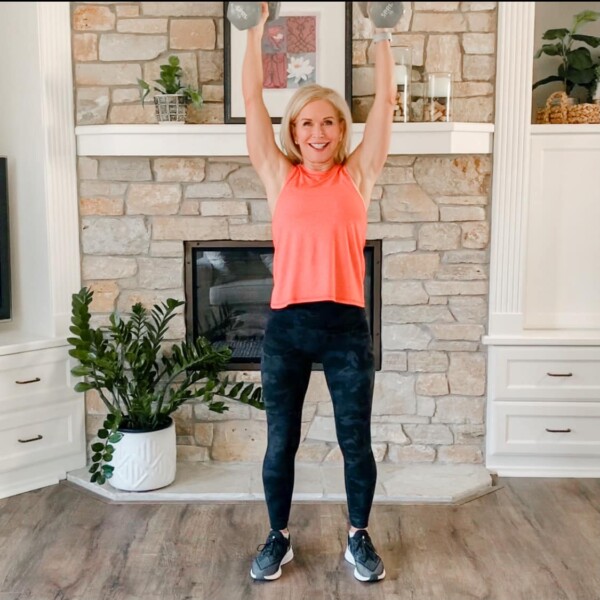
224 2 352 124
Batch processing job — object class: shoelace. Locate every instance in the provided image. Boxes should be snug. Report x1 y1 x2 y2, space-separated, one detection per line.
256 534 285 558
352 534 378 565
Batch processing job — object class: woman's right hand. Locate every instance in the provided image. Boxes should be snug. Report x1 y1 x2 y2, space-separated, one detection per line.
254 2 269 30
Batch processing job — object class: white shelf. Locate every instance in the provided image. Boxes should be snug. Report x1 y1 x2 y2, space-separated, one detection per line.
75 122 494 157
0 332 68 356
483 332 600 346
532 124 600 135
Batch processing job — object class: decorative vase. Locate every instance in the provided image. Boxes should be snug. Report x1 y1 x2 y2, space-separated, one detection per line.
423 72 452 122
109 418 176 491
393 46 412 123
153 94 189 123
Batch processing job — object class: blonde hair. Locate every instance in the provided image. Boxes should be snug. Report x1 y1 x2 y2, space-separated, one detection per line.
280 84 353 165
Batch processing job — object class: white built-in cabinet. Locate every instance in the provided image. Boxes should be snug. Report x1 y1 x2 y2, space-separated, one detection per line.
0 3 84 499
0 345 85 499
525 128 600 331
485 3 600 476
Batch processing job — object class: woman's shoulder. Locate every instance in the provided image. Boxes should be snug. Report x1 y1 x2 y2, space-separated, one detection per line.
340 159 361 186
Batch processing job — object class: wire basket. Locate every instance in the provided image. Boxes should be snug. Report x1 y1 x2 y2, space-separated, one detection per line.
153 94 189 123
536 91 600 124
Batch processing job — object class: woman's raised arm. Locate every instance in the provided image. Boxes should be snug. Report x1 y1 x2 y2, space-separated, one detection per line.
347 28 396 198
242 3 289 203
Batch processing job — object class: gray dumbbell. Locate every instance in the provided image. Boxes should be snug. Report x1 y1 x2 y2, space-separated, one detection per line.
358 2 404 29
267 2 280 21
227 2 280 31
357 3 369 18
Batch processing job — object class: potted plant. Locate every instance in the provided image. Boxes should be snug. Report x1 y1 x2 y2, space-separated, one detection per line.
68 288 263 490
533 10 600 102
138 55 203 123
593 63 600 102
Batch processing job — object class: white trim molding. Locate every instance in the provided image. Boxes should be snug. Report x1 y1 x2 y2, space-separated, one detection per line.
487 2 535 337
37 2 81 338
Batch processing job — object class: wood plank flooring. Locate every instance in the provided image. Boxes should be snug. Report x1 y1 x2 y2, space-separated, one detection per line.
0 478 599 600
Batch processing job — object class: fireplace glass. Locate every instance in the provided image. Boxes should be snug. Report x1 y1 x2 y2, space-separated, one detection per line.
185 241 381 370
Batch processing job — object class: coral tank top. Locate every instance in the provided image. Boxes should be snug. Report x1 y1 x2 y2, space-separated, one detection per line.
270 164 367 309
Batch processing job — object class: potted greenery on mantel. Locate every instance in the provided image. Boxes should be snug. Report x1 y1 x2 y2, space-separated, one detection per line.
138 55 203 123
68 288 263 490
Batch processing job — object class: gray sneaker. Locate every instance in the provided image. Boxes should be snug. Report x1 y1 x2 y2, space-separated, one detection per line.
344 530 386 582
250 530 294 581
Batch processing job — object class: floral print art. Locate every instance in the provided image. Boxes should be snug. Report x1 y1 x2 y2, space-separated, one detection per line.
261 16 317 89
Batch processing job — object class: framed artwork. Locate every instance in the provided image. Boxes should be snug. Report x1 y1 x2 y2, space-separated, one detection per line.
224 2 352 124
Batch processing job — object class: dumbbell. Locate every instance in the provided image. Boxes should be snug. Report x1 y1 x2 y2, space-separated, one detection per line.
358 2 404 29
227 2 281 31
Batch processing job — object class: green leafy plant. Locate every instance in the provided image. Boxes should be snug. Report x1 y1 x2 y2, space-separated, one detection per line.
68 288 263 485
137 55 203 107
593 63 600 99
200 303 242 340
533 10 600 102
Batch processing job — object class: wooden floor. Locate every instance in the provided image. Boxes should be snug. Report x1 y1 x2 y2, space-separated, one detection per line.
1 478 599 600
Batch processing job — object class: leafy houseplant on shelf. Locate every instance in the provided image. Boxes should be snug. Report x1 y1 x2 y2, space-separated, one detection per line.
138 55 203 123
68 288 263 490
593 63 600 102
533 10 600 102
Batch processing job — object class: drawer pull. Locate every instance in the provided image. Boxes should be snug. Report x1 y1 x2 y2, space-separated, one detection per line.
546 372 573 378
545 428 572 434
18 434 44 443
15 377 41 385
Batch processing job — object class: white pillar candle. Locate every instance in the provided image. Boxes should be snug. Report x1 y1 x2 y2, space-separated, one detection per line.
395 65 408 85
428 75 451 98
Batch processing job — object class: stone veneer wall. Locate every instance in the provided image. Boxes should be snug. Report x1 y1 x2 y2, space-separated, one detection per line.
74 2 496 465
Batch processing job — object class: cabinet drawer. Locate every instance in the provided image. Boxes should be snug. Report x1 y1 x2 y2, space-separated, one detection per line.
490 401 600 456
0 399 85 473
492 346 600 400
0 346 73 409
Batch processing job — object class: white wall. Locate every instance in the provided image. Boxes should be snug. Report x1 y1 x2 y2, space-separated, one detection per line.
0 2 52 338
533 2 600 109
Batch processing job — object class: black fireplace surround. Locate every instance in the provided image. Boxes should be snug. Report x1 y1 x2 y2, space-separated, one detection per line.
184 240 381 370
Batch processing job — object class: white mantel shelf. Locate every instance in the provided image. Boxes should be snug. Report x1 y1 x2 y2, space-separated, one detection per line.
75 122 494 157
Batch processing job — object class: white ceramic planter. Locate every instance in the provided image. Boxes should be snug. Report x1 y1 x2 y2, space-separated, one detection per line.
109 419 176 491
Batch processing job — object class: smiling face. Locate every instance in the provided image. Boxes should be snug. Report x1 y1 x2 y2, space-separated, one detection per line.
292 99 344 172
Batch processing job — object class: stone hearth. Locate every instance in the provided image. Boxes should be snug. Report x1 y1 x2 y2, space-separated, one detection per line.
67 462 495 504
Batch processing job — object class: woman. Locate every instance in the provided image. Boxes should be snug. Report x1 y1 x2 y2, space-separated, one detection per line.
243 3 395 583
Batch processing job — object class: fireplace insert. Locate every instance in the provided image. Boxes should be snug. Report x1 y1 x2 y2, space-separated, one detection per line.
185 240 381 370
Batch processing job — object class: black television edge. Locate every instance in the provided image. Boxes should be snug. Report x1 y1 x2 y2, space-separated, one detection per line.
0 157 11 321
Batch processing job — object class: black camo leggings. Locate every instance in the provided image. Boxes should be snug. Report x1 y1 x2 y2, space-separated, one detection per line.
260 301 376 530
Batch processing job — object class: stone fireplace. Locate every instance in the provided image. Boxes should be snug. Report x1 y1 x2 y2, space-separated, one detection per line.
74 1 495 467
80 152 490 465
